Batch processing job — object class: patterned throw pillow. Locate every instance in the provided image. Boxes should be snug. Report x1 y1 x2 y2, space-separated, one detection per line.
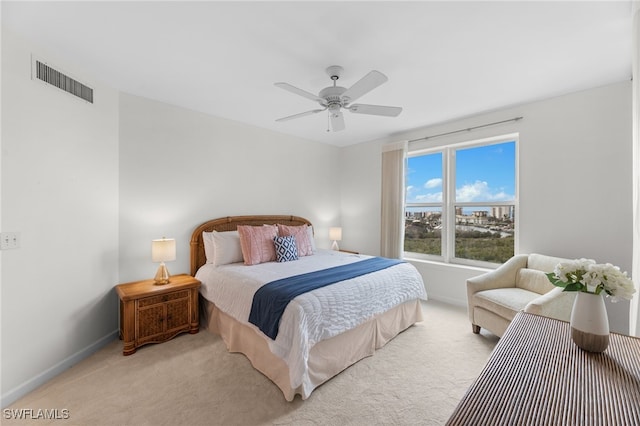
273 235 299 262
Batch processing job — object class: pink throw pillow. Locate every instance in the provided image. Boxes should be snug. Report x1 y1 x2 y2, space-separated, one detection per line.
237 225 278 265
277 224 314 256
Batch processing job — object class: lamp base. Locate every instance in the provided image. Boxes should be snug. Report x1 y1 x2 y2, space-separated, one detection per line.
331 240 340 251
154 262 171 285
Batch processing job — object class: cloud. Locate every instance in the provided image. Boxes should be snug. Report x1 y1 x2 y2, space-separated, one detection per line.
456 181 513 202
424 178 442 189
407 180 512 204
407 181 442 203
412 192 443 203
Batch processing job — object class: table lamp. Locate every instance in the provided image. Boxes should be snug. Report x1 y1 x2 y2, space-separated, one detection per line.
152 238 176 284
329 227 342 251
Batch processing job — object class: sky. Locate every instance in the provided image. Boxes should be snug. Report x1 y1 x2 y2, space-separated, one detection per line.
406 140 516 207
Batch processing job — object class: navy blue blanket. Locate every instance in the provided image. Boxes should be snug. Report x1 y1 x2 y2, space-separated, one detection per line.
248 257 404 340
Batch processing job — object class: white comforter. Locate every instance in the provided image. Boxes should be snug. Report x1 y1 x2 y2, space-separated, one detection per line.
196 249 426 391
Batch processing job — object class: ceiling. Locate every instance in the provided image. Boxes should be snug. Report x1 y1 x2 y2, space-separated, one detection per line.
2 1 632 147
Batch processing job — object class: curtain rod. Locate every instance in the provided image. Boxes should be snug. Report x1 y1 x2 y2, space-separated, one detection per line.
408 116 523 143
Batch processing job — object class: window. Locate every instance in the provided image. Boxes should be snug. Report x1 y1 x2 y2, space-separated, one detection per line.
404 136 517 266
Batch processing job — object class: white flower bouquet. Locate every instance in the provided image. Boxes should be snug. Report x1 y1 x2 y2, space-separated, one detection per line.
546 258 636 302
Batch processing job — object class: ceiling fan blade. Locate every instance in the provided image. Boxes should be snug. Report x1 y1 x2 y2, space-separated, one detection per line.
276 108 326 122
349 104 402 117
274 82 325 104
330 110 346 132
341 70 388 104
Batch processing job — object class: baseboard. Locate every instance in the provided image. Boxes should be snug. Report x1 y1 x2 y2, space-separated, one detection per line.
1 330 119 409
427 294 467 308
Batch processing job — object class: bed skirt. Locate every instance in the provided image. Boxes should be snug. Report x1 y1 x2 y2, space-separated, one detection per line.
201 297 424 401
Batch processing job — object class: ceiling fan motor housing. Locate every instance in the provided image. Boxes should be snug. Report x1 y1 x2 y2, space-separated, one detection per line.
319 86 348 108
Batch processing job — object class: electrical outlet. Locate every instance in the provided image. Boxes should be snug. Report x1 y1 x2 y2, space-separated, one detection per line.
0 232 20 250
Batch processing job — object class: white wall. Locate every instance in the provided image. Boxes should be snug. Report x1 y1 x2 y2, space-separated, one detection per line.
118 93 341 283
1 29 120 405
340 81 633 333
339 140 383 254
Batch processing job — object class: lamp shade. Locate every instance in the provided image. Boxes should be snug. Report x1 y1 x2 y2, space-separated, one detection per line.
152 238 176 263
329 227 342 241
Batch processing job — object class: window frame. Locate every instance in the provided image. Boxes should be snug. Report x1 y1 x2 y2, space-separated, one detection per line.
404 134 519 268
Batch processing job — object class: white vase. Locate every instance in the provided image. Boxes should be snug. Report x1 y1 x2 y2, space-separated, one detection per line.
570 291 609 353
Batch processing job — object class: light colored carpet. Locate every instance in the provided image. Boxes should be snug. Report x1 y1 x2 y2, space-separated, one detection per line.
4 300 498 425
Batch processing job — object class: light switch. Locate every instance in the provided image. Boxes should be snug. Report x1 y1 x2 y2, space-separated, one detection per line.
0 232 20 250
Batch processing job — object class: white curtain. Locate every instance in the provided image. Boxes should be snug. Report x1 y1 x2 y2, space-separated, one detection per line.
380 141 408 259
631 1 640 337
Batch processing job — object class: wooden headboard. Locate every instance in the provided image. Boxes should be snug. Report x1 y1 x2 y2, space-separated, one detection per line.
190 215 313 275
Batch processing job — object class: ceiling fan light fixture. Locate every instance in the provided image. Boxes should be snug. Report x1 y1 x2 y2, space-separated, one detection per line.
328 104 341 115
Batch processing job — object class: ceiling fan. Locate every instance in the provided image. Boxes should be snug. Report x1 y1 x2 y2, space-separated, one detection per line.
274 65 402 132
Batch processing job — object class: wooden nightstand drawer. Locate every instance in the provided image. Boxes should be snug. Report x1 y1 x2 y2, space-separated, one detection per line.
116 274 200 355
138 290 189 307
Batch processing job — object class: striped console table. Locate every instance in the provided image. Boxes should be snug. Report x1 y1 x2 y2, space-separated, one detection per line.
447 311 640 425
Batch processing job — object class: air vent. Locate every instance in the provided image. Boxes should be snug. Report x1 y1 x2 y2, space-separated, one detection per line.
33 59 93 103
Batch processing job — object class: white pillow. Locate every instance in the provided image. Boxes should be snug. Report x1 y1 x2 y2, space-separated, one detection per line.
212 230 243 266
203 231 215 264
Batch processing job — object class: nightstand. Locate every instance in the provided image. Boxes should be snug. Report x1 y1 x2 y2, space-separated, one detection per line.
339 249 359 254
115 274 200 355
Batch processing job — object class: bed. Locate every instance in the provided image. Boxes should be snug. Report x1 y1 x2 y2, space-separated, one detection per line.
190 215 427 401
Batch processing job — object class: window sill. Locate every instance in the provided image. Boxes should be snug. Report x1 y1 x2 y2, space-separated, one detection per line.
403 256 494 273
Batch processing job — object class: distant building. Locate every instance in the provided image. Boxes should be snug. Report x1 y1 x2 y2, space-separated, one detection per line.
456 212 488 225
491 206 514 220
